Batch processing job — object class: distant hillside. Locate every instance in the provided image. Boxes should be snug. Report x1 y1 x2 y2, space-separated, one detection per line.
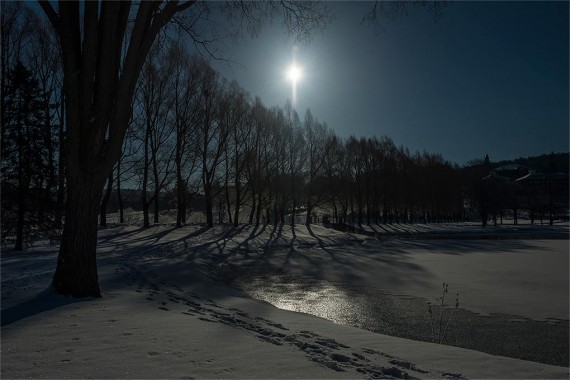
496 152 569 173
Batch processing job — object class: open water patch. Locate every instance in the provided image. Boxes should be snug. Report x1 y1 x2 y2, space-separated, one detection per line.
231 273 568 367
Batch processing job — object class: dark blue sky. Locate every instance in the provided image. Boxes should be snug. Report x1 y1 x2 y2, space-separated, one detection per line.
213 1 569 165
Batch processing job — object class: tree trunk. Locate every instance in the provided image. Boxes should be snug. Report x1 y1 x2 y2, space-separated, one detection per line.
291 200 296 227
176 174 185 228
152 148 160 224
142 124 150 228
204 181 214 228
99 173 113 227
116 162 124 224
305 201 312 226
233 182 241 227
279 204 285 224
15 116 27 251
249 186 256 224
15 178 26 251
330 197 336 224
153 183 160 224
51 177 103 298
142 192 150 228
255 191 263 226
225 182 233 225
56 93 65 228
175 137 186 227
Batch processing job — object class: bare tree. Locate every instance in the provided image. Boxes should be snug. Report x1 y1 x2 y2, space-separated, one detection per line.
196 64 227 227
37 0 330 297
135 45 176 228
165 48 201 227
245 97 269 225
220 81 252 226
38 2 189 296
303 109 332 225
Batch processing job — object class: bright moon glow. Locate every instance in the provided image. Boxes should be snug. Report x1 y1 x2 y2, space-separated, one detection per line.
287 65 302 83
286 63 302 105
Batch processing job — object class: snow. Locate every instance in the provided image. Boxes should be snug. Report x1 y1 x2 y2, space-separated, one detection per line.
2 223 569 379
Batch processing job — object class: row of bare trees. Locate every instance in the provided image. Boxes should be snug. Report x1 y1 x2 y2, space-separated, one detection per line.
327 137 463 226
103 40 464 229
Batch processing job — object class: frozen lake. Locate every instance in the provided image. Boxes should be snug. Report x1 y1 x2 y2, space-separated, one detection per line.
222 224 569 365
221 225 569 320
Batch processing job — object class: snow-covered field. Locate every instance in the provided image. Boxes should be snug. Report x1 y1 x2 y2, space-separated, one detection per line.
2 223 569 379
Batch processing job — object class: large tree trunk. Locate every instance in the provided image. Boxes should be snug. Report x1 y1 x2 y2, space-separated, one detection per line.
52 177 104 297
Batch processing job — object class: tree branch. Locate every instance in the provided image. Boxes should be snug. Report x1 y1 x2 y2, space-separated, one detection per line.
38 1 59 30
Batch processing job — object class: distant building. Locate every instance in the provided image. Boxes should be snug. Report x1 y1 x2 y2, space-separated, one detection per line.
515 172 569 193
481 158 569 224
491 163 532 181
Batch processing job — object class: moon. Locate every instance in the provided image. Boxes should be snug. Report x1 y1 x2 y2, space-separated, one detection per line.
286 63 302 105
287 64 302 84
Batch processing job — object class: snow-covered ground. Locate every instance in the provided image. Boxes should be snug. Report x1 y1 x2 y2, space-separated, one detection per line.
2 223 569 379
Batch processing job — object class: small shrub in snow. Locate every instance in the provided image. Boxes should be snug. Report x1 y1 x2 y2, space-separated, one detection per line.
427 282 460 344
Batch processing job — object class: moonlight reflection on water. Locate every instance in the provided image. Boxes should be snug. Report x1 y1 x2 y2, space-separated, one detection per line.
243 276 355 324
232 273 569 367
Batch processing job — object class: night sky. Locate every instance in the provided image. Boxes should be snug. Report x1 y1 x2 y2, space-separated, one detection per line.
212 1 569 165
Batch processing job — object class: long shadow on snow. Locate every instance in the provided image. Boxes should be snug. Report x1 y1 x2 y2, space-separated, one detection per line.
96 224 550 294
1 289 92 327
97 223 355 287
94 223 550 300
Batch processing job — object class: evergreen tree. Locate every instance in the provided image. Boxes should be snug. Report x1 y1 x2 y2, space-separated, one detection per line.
1 61 46 250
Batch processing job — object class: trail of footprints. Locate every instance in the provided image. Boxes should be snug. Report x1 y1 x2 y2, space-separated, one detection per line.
118 263 466 379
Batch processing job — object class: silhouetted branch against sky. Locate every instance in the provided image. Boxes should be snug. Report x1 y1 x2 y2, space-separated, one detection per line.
361 0 447 35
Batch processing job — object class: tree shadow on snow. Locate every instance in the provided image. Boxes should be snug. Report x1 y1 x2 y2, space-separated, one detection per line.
1 288 92 327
